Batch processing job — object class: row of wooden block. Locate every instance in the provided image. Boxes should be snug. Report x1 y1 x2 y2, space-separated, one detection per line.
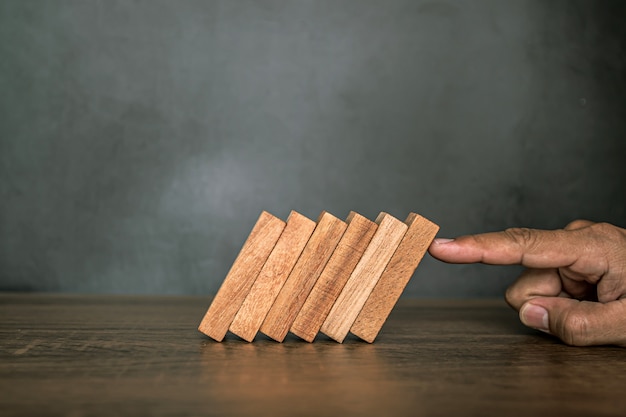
198 210 439 343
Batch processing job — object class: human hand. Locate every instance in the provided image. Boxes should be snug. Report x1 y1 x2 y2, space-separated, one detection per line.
428 220 626 346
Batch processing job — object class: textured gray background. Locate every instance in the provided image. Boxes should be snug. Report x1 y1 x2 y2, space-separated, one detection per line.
1 0 625 296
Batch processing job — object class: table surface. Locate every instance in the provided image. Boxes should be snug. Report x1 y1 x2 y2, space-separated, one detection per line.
1 294 625 417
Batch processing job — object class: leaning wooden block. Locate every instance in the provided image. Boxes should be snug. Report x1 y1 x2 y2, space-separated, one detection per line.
229 211 316 342
260 211 347 342
320 212 407 343
198 211 285 342
351 213 439 343
290 212 378 342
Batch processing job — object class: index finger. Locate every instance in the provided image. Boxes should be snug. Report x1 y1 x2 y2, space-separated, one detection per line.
428 228 584 268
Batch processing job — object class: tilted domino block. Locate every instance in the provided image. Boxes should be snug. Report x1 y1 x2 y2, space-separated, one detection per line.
197 211 285 342
198 210 439 343
320 212 408 343
351 213 440 342
260 211 347 342
230 211 316 342
291 212 377 342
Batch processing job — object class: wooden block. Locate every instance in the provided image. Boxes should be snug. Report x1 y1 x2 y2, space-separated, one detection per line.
198 211 285 342
260 211 347 342
320 212 407 343
351 213 439 343
290 212 378 342
229 211 316 342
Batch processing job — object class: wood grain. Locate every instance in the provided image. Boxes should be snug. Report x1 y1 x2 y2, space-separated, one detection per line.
260 211 347 342
320 212 407 343
229 211 316 342
351 212 439 343
290 211 377 342
4 294 626 417
0 292 626 417
198 211 285 341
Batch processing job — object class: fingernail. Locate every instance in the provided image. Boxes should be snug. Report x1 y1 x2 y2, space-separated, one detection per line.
433 238 455 244
520 303 550 332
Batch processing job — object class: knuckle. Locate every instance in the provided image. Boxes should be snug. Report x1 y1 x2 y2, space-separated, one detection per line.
504 227 537 250
504 283 524 309
588 222 626 248
597 278 622 303
590 222 620 239
565 219 592 230
559 311 592 346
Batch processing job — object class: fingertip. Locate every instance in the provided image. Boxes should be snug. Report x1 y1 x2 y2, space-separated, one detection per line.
518 297 626 346
432 238 455 244
428 239 452 261
428 237 457 257
519 302 550 332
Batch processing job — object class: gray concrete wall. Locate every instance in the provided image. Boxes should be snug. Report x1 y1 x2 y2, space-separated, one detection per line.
1 0 625 296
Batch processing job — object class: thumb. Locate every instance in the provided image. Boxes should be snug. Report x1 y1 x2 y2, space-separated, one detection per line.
519 297 626 346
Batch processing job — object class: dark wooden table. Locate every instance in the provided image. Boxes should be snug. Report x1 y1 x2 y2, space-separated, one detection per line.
1 294 625 416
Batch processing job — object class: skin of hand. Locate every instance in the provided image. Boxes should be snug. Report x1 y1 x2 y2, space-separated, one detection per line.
428 220 626 346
